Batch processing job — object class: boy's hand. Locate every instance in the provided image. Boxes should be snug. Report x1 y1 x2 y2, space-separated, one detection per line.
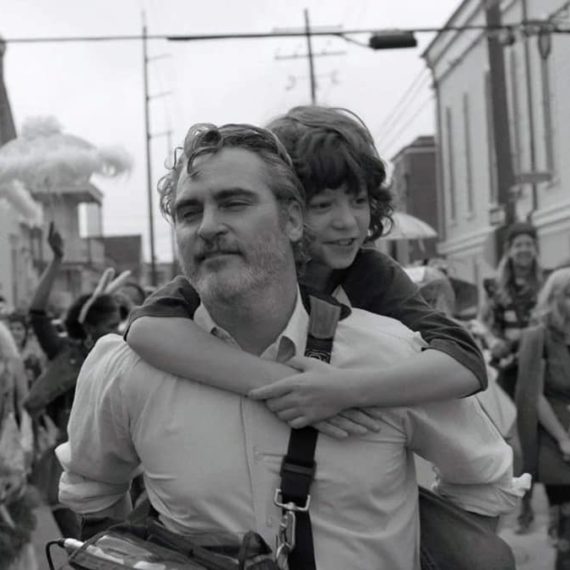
248 356 382 437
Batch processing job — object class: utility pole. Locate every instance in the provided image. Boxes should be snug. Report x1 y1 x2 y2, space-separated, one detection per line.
142 14 158 287
521 0 539 213
276 11 346 103
304 9 317 104
484 0 516 232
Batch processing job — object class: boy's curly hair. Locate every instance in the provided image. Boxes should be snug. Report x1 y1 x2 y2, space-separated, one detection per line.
267 105 393 241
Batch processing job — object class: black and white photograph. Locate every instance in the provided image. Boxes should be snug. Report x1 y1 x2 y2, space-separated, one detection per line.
1 1 569 568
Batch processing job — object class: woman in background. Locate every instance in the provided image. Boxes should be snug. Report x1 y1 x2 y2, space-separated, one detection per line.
481 222 544 534
517 267 570 569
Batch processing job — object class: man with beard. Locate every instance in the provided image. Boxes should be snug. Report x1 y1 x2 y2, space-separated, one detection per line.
57 123 524 569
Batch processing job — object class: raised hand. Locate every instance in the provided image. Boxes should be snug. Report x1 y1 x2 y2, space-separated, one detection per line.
47 222 64 260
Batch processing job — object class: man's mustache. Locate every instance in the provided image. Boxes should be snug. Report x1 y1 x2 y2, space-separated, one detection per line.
195 241 242 262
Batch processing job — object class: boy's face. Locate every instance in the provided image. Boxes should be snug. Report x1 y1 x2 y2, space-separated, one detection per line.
305 183 370 270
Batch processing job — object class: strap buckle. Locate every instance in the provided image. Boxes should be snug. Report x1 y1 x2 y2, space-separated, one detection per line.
273 489 311 512
275 510 296 569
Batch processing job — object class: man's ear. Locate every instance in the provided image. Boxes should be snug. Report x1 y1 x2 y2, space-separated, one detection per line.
284 201 304 243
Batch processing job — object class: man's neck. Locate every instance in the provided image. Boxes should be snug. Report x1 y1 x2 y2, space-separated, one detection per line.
205 274 299 356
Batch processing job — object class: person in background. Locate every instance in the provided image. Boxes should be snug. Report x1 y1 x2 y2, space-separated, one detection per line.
7 311 45 386
516 267 570 569
25 222 122 538
481 222 543 398
480 221 544 534
0 321 37 570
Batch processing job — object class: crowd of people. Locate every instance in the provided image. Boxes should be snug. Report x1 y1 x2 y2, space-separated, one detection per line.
0 104 567 569
0 224 146 569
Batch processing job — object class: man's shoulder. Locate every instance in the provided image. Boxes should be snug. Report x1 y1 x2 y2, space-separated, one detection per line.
344 306 420 339
89 333 140 364
82 334 148 386
334 307 427 365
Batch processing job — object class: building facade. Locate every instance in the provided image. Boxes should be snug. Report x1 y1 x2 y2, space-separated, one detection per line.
389 136 439 265
424 0 570 286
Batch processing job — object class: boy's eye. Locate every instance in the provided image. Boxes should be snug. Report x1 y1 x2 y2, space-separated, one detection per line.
309 201 331 211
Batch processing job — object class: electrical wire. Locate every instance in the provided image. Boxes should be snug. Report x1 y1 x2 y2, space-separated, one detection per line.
3 22 568 44
374 68 430 140
378 95 435 158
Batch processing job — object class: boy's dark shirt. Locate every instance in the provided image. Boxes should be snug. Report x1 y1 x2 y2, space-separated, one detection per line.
127 248 486 392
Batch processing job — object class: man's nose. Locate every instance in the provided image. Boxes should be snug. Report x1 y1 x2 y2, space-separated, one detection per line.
197 206 226 240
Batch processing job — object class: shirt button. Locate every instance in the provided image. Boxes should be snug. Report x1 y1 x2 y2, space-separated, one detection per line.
267 517 274 527
254 451 262 461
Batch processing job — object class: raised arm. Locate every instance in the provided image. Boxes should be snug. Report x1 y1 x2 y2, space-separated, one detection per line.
29 223 65 359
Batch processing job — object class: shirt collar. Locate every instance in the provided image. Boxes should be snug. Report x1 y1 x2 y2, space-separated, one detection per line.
194 288 309 363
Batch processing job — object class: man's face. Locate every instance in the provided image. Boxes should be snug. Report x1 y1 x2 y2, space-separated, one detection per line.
173 147 302 303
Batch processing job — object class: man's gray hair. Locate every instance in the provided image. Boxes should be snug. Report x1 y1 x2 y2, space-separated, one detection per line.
158 122 310 269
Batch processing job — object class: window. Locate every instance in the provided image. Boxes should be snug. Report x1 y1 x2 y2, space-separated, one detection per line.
484 71 499 204
445 107 457 221
540 51 555 174
463 93 474 215
508 49 522 174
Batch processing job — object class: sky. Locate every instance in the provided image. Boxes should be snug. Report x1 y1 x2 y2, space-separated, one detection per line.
2 0 461 261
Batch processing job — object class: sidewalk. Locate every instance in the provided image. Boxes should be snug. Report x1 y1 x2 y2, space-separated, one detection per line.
499 483 556 570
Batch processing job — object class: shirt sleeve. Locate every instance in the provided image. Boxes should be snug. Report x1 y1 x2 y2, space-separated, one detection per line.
56 336 141 515
29 309 65 360
404 398 529 517
124 276 201 338
342 249 487 392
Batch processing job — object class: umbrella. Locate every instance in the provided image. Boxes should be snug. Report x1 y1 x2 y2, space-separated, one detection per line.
382 212 437 241
0 116 132 193
405 264 479 317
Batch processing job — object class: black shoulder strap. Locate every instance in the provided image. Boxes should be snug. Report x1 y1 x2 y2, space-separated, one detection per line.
277 295 343 570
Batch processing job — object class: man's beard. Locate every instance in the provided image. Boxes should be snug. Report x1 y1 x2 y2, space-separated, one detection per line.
178 229 293 305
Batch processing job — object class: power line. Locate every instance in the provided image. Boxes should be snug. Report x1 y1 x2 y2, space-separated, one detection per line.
374 69 430 140
378 95 435 158
3 22 569 44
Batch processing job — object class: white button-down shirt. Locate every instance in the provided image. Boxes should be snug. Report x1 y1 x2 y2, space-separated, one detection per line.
57 290 521 569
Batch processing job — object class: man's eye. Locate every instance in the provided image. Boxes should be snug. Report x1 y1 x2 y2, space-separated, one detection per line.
353 196 369 206
178 209 201 222
221 201 248 210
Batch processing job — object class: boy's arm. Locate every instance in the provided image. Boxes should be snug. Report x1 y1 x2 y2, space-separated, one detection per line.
343 250 485 396
128 316 297 393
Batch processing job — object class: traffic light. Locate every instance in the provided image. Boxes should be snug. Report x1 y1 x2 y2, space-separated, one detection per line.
368 31 417 50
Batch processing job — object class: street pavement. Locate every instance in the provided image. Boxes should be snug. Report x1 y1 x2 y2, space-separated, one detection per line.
499 483 556 570
31 484 557 570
